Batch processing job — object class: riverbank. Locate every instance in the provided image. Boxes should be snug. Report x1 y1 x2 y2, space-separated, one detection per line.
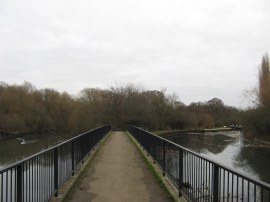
154 128 233 136
155 129 270 147
0 131 25 140
251 138 270 147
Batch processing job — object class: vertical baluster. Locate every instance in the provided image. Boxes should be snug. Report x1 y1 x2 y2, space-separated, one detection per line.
162 141 165 176
241 179 244 202
16 165 22 202
254 184 257 201
178 148 183 197
188 153 191 199
223 169 225 202
202 159 205 200
206 161 208 200
6 170 8 202
213 164 219 202
236 176 239 202
10 169 13 202
261 187 263 202
72 140 75 176
54 148 58 197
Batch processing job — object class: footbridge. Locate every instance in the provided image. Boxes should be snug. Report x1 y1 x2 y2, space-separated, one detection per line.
0 125 270 202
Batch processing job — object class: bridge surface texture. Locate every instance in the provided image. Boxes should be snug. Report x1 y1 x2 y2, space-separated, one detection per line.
66 131 171 202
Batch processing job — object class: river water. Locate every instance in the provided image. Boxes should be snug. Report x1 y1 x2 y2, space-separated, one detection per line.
0 133 69 170
164 131 270 185
1 131 270 186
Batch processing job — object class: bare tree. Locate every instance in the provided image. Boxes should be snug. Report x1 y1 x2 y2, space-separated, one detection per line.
258 54 270 107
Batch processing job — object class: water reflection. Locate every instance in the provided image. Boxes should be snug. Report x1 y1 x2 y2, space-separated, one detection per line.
0 133 68 169
0 147 72 202
235 143 270 184
165 131 270 185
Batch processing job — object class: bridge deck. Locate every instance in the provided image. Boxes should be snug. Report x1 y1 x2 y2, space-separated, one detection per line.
66 131 171 202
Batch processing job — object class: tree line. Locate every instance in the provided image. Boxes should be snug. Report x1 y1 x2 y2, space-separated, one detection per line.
0 82 241 136
0 54 268 139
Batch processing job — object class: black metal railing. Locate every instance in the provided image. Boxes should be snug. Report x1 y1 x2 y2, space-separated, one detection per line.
127 125 270 202
0 125 111 202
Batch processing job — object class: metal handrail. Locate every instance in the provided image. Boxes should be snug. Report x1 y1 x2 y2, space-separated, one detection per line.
0 127 102 173
0 125 111 202
127 125 270 201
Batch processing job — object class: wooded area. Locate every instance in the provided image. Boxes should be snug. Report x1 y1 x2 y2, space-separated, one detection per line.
0 82 241 135
0 55 269 139
244 54 270 139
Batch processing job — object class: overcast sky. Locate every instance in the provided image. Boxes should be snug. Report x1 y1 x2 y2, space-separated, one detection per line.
0 0 269 107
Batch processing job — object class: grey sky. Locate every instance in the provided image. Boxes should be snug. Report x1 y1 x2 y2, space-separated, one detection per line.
0 0 269 107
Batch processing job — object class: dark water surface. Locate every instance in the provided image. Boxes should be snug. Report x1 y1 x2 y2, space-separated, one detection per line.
1 131 270 187
0 133 69 170
164 131 270 185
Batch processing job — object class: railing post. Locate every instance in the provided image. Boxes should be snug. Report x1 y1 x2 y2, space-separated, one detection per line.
16 164 22 202
178 149 183 197
54 148 58 197
213 164 219 201
162 140 166 176
93 135 95 151
71 140 75 176
88 134 91 156
81 137 84 164
147 134 149 156
153 140 156 164
142 132 145 151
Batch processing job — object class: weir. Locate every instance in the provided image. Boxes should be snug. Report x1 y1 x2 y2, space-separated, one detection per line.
0 125 270 202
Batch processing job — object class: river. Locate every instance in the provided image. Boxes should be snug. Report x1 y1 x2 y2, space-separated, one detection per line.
164 131 270 185
0 133 69 170
1 130 270 186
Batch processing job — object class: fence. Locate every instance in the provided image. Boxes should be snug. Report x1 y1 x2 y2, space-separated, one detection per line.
0 125 111 202
127 125 270 202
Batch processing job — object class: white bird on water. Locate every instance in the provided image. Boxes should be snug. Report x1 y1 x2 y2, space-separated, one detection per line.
16 138 26 144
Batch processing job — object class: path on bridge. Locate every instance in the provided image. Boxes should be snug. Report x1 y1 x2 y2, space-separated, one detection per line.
66 131 171 202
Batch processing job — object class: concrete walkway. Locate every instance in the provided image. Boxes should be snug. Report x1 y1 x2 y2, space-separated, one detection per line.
66 132 171 202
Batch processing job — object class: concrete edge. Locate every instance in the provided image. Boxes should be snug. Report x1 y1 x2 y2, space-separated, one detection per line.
49 132 112 202
126 131 187 202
